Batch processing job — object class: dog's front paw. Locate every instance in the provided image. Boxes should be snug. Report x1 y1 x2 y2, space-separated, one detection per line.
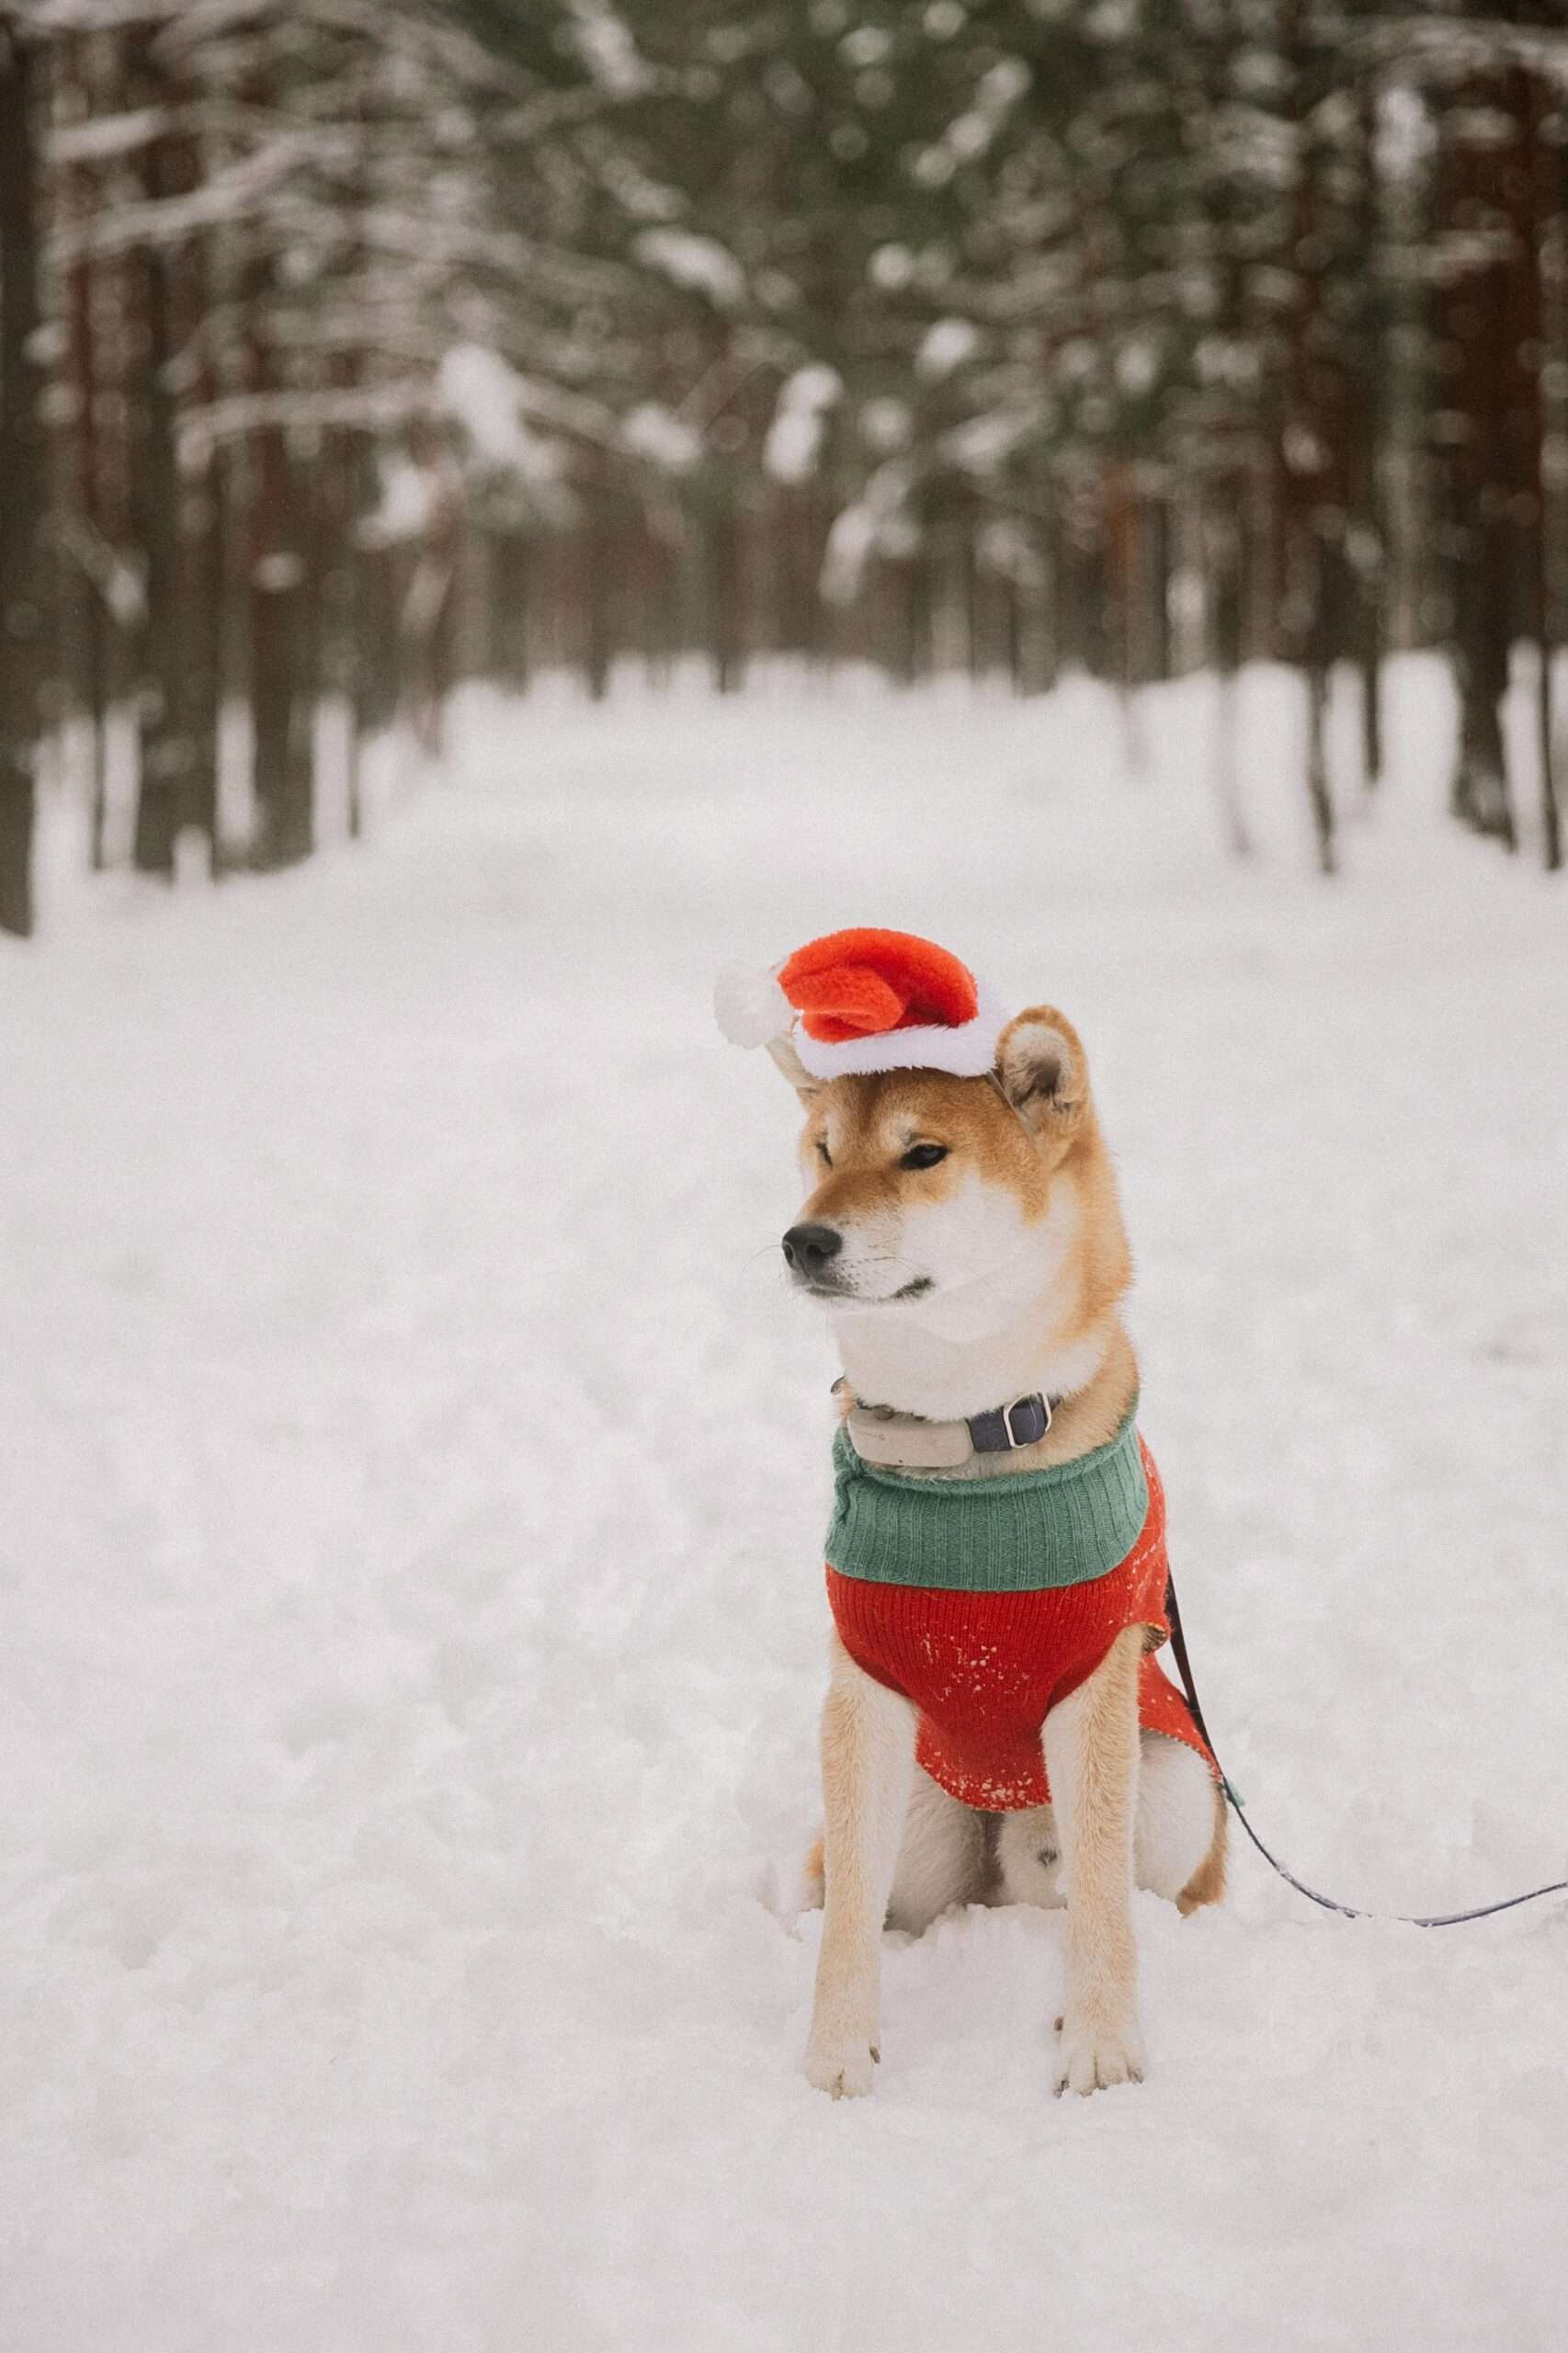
1053 2010 1145 2097
803 2032 880 2100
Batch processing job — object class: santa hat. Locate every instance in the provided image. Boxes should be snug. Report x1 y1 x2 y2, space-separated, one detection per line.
714 926 1009 1082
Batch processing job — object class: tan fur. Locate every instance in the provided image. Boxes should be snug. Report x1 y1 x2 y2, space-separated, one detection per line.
1176 1778 1230 1915
769 999 1221 2098
1042 1625 1146 2092
803 1636 915 2099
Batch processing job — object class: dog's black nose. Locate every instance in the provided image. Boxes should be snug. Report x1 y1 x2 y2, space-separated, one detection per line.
782 1222 843 1280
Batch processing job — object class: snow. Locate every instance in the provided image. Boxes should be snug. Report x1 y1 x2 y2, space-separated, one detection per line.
632 227 747 311
438 345 565 486
869 241 916 290
859 392 914 450
621 401 703 474
763 365 843 483
360 453 439 546
916 315 982 381
46 106 171 168
822 460 917 600
4 656 1568 2349
566 0 651 97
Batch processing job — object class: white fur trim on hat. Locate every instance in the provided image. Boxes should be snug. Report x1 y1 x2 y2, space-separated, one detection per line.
714 961 793 1048
792 979 1010 1081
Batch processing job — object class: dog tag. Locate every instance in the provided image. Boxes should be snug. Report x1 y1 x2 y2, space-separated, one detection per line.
846 1407 973 1470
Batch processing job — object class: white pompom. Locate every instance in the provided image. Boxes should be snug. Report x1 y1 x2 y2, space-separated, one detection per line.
714 961 792 1048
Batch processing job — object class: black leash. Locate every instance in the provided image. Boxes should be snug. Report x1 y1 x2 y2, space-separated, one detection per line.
1162 1572 1568 1928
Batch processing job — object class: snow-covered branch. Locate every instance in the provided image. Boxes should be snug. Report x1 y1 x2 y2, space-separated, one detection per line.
49 134 312 261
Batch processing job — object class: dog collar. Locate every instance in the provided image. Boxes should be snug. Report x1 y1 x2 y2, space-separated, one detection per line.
832 1378 1057 1471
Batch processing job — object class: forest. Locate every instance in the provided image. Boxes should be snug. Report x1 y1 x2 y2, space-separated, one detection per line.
3 0 1567 938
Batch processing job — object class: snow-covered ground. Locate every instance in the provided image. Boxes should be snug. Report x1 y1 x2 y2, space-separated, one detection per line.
4 659 1567 2351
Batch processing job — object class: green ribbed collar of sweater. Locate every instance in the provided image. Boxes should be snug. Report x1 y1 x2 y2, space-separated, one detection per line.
824 1404 1147 1592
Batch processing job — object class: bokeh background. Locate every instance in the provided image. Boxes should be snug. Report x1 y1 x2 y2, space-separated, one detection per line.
5 1 1568 934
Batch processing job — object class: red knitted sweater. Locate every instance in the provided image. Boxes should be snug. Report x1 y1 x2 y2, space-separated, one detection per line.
825 1440 1215 1811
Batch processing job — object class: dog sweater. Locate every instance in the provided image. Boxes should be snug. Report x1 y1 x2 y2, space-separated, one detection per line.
824 1408 1215 1812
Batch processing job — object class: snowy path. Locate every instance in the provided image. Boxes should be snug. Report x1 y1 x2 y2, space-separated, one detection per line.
4 665 1568 2351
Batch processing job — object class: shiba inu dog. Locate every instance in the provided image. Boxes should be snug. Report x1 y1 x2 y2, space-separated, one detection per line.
718 928 1225 2100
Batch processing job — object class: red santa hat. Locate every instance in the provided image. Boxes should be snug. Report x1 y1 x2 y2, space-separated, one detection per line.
714 926 1009 1081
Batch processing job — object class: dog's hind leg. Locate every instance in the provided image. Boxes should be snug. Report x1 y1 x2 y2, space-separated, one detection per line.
992 1734 1225 1918
1042 1624 1146 2097
994 1802 1066 1910
1003 1732 1224 1910
800 1767 986 1934
1136 1733 1226 1910
803 1635 915 2099
885 1767 988 1934
1174 1768 1228 1915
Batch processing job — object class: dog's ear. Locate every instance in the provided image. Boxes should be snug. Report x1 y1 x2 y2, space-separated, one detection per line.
995 1006 1088 1136
767 1033 823 1101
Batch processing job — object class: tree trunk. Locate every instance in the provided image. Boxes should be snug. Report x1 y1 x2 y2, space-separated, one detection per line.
401 450 460 757
960 517 982 682
317 427 365 835
183 145 226 874
1357 589 1383 792
1533 74 1565 874
1449 631 1515 847
1304 646 1337 878
898 546 931 686
1351 81 1384 791
1437 65 1536 852
0 26 46 938
1280 7 1341 875
284 436 321 840
583 468 613 700
707 500 744 693
187 451 224 860
1538 637 1561 874
250 425 312 868
360 541 402 736
1204 485 1251 858
131 129 192 877
492 529 530 691
60 47 110 864
1037 493 1062 694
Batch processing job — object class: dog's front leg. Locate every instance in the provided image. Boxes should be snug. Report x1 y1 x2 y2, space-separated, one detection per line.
1042 1624 1146 2097
803 1636 915 2099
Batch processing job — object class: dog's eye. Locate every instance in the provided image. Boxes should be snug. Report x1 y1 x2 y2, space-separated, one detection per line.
815 1140 832 1166
901 1143 949 1171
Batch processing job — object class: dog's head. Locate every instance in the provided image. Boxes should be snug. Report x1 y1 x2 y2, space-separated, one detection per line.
771 1008 1129 1333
